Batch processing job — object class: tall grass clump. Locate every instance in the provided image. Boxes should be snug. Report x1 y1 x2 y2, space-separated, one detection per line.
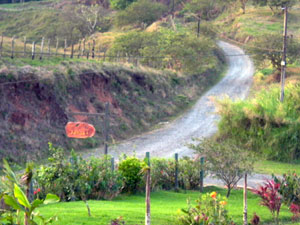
216 84 300 162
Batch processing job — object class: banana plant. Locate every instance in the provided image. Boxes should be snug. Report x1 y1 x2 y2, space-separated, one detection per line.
3 184 59 225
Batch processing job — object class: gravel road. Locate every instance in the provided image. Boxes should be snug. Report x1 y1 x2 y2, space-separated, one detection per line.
87 41 273 188
89 41 254 159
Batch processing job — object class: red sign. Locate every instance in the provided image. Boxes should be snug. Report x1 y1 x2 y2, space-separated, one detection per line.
65 122 96 139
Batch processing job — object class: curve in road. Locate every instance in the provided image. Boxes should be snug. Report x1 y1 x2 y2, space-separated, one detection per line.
89 41 254 160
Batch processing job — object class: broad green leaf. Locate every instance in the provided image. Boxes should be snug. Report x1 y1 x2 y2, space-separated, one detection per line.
3 195 22 211
14 184 30 208
44 194 60 204
31 199 44 210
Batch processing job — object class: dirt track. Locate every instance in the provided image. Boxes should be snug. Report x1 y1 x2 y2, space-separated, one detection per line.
88 41 254 160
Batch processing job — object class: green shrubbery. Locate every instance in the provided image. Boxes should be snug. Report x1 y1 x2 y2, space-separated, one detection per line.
108 29 220 74
178 192 235 225
35 144 123 201
118 156 146 193
216 84 300 162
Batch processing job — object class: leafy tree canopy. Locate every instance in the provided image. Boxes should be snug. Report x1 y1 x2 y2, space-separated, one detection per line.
109 0 136 10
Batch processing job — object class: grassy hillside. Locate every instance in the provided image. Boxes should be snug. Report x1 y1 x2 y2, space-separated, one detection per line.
0 53 225 163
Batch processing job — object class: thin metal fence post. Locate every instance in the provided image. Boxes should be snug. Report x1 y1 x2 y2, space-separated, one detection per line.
104 102 110 155
175 153 179 190
200 157 204 192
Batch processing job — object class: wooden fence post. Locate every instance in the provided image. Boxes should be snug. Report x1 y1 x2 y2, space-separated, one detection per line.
145 152 151 225
243 173 248 225
82 39 86 57
92 39 95 59
23 36 27 57
47 39 51 56
87 42 90 59
64 39 67 58
78 40 81 58
0 35 3 57
103 51 106 62
40 37 44 60
11 36 15 59
32 41 35 60
175 153 179 191
55 38 59 56
71 40 74 59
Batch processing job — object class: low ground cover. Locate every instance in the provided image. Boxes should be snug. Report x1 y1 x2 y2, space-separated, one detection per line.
38 187 295 225
255 160 300 175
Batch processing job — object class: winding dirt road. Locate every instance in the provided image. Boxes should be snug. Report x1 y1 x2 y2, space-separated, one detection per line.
89 41 254 160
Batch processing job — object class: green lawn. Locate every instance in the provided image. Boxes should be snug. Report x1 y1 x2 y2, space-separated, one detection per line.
255 160 300 175
38 186 297 225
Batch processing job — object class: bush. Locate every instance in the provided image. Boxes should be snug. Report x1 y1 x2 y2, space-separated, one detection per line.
150 158 176 191
216 84 300 162
108 29 219 74
118 156 146 193
274 172 300 220
252 180 282 224
178 192 235 225
179 157 203 190
35 144 123 201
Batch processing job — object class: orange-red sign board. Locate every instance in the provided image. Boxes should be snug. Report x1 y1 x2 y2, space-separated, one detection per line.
65 122 96 139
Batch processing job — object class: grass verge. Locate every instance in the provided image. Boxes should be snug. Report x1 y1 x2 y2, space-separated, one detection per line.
255 160 300 175
39 186 295 225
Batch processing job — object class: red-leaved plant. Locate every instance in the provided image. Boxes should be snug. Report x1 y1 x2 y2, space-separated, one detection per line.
252 180 282 224
290 203 300 221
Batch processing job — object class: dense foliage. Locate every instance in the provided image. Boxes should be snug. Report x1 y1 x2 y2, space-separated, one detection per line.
118 156 146 193
274 172 300 220
0 159 59 225
108 29 221 74
216 84 300 162
178 192 235 225
35 144 123 201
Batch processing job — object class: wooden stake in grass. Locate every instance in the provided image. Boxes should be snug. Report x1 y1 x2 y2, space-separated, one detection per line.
24 36 27 57
11 36 15 59
64 39 67 58
32 41 36 60
145 152 151 225
243 173 248 225
40 37 44 60
55 38 59 56
0 35 3 57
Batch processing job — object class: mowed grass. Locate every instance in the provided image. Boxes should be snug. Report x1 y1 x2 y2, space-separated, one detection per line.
38 186 296 225
255 160 300 175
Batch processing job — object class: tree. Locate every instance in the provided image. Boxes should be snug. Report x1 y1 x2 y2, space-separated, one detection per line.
252 0 297 14
240 0 249 14
115 0 167 28
183 0 228 36
190 138 255 197
75 3 109 34
248 34 300 73
109 0 136 10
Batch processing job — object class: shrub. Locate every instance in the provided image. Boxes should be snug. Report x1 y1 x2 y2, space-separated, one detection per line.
179 157 203 190
178 192 235 225
118 156 146 193
252 180 282 224
150 158 176 191
35 144 123 201
274 172 300 220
